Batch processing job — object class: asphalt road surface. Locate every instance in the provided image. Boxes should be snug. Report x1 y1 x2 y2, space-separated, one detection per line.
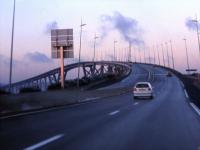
1 64 200 150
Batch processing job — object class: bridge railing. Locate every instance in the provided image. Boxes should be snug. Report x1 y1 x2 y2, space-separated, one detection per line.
1 61 132 93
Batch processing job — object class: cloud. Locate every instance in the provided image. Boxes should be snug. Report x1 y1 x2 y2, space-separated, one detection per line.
45 21 59 34
0 54 21 67
185 18 200 31
24 52 52 63
100 11 144 45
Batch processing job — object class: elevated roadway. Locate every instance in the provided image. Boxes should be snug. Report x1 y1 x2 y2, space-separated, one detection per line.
1 64 200 150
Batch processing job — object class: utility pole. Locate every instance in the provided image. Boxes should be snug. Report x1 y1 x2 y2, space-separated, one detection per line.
161 44 165 67
77 19 86 88
183 38 190 74
9 0 16 93
169 40 175 69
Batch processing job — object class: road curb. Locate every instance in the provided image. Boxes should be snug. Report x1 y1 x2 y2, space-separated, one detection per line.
0 89 131 120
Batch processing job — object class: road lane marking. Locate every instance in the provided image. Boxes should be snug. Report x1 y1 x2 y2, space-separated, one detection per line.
133 102 139 105
82 97 100 102
109 110 120 116
180 81 184 88
190 103 200 116
24 134 64 150
184 89 189 99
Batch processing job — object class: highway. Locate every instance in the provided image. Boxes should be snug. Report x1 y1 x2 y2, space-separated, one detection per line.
1 64 200 150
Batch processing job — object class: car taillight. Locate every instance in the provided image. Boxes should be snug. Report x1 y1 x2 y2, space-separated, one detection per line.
133 87 137 91
148 88 151 91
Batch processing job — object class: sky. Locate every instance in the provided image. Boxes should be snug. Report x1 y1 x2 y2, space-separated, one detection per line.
0 0 200 84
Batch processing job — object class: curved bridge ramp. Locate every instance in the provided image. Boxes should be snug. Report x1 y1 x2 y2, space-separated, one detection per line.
2 61 131 93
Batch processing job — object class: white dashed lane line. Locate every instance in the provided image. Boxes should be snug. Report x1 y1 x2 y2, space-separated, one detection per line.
109 110 120 116
24 134 64 150
133 102 139 105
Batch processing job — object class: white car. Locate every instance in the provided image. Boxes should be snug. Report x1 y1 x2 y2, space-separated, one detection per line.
133 82 153 99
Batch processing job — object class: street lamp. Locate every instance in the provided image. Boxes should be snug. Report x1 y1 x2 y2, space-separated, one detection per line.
165 42 170 68
161 44 165 67
183 38 190 74
93 33 99 62
77 19 86 88
133 46 137 63
169 40 175 69
114 40 117 61
191 17 200 60
156 45 161 66
143 47 146 63
148 47 151 64
152 46 156 65
9 0 16 93
139 47 142 63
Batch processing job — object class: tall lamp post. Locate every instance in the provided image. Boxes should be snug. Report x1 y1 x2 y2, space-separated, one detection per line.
93 33 99 62
9 0 16 92
169 40 175 69
148 47 151 64
133 46 137 62
143 47 146 63
165 42 170 68
77 19 86 88
156 45 161 66
139 48 142 63
183 38 190 74
161 44 165 67
114 40 117 61
153 46 156 65
192 17 200 60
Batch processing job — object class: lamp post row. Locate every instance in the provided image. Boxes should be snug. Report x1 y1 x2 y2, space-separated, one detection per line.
8 0 200 91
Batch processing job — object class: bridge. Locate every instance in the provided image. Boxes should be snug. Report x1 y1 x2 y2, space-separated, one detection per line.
2 61 132 93
1 62 200 150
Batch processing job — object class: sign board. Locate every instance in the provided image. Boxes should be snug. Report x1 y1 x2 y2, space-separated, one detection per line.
51 29 74 58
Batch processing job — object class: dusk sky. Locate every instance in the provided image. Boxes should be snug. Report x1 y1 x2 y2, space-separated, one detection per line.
0 0 200 84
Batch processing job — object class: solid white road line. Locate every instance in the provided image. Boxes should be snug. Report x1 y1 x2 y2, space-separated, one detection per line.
24 134 64 150
190 102 200 116
180 81 184 88
184 89 189 99
109 110 120 116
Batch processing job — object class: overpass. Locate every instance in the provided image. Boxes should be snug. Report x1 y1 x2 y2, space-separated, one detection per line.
1 63 200 150
2 61 132 93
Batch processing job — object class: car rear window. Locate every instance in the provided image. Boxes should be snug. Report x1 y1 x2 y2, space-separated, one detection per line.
136 84 149 88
